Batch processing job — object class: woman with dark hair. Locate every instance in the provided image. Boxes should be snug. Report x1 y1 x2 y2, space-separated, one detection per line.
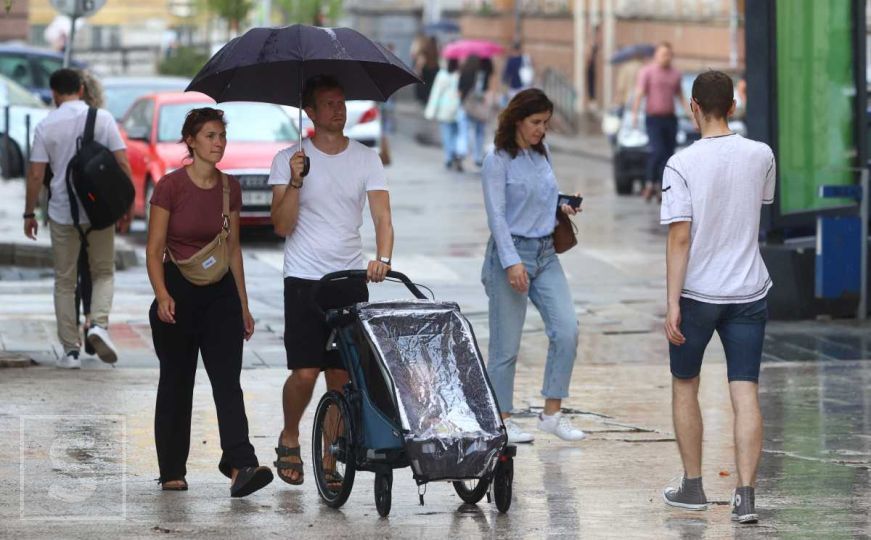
480 89 585 444
146 107 273 497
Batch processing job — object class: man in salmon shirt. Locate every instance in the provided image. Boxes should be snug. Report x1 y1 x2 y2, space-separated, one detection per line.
631 42 687 202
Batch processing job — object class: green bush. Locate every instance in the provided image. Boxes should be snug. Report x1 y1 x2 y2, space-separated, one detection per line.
158 47 210 77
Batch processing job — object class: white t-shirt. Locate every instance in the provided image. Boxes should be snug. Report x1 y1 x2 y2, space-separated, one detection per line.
268 138 388 280
660 133 776 304
30 100 126 225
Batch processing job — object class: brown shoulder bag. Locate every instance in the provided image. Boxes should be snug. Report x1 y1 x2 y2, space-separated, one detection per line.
553 209 578 254
169 174 231 285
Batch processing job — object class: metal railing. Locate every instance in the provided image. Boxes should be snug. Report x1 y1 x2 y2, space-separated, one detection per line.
540 67 578 131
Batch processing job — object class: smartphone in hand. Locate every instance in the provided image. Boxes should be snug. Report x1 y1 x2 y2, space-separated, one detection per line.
558 193 583 210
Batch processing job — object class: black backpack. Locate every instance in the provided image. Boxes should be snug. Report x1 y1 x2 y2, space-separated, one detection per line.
64 107 135 231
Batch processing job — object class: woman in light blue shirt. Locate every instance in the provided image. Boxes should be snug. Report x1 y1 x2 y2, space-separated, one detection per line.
481 89 584 444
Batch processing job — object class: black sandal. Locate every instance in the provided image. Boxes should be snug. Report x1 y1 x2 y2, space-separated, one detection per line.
160 478 188 491
274 444 304 485
230 466 274 498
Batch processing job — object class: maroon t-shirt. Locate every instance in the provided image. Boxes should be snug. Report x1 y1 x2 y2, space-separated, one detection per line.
150 167 242 261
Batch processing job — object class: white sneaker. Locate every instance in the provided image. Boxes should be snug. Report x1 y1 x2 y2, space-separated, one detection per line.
504 418 534 444
537 412 586 441
57 351 81 369
86 325 118 364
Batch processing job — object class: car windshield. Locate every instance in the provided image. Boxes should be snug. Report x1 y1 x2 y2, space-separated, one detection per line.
0 74 45 107
106 83 187 119
157 102 299 142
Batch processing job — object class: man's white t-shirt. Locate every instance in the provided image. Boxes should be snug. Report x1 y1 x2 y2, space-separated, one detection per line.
30 100 126 225
660 133 776 304
268 138 388 280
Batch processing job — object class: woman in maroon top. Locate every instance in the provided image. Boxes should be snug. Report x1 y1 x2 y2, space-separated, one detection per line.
145 107 273 497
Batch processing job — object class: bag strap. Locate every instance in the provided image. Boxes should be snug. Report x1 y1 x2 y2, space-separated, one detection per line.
221 173 230 234
83 107 97 145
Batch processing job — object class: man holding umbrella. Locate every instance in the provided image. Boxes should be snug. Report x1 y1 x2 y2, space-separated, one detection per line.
185 24 419 486
268 75 394 485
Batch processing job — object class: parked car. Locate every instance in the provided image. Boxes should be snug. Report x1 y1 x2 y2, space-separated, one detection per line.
610 72 745 195
119 91 299 227
0 73 49 178
102 76 189 120
289 100 382 154
0 43 85 105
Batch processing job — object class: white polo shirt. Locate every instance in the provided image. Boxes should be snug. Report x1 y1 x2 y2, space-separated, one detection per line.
30 100 126 225
660 133 776 304
268 138 388 280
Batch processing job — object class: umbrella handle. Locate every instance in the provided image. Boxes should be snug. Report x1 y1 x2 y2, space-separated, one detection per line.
302 156 310 177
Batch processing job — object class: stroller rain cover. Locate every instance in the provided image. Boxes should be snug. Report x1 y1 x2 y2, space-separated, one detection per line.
357 301 506 481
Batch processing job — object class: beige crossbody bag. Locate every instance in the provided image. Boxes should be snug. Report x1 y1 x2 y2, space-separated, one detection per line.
169 174 231 286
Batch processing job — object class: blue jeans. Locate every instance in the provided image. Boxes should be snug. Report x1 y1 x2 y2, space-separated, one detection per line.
467 116 486 164
481 235 579 413
439 121 465 166
645 114 677 185
669 297 768 383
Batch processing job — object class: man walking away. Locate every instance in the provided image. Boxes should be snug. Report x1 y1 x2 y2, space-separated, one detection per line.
23 69 132 368
632 42 685 202
660 70 774 524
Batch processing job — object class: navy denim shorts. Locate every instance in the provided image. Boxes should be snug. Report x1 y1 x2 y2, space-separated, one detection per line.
669 296 768 383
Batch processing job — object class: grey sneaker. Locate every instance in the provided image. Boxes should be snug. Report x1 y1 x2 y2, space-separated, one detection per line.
731 486 758 524
662 476 708 510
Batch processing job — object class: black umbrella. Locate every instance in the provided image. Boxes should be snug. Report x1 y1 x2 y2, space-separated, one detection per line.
187 25 421 174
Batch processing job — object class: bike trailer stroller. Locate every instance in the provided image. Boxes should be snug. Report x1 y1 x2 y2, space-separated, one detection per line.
309 270 516 517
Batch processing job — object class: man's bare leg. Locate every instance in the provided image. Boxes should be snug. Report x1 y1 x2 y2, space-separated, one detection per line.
278 367 320 483
672 376 703 478
729 381 762 487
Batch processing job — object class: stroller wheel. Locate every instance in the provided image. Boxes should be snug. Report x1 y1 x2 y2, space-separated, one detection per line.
374 470 393 517
453 478 490 504
493 457 513 513
313 391 356 508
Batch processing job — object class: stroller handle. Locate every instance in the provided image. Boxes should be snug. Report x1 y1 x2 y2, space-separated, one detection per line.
311 270 429 317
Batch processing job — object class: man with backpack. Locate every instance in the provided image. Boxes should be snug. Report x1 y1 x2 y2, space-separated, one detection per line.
23 69 132 368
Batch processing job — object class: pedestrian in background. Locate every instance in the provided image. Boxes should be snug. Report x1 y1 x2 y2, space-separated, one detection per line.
146 107 273 497
425 58 466 171
660 71 774 524
412 34 440 106
458 55 489 168
480 88 585 444
501 42 532 102
631 42 686 202
23 68 131 369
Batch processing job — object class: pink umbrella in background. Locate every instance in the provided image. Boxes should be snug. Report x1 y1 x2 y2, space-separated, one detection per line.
442 39 505 60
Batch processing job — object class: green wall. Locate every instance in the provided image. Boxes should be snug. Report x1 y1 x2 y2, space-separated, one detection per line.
776 0 856 213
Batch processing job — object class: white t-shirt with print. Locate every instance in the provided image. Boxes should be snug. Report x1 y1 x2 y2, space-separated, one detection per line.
30 100 126 225
268 138 388 280
660 133 776 304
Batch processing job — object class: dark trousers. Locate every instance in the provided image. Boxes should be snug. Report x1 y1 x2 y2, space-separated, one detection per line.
149 263 258 481
645 114 678 185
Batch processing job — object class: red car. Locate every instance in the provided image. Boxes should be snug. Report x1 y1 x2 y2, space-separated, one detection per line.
119 91 300 227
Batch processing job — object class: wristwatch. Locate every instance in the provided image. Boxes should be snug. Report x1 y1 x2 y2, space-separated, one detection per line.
23 212 35 219
378 255 391 266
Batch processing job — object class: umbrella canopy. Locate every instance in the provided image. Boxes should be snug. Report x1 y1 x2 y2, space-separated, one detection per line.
441 39 504 60
610 43 655 64
186 24 421 107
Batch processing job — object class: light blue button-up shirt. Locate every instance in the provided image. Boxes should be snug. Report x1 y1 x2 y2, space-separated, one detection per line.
481 147 559 268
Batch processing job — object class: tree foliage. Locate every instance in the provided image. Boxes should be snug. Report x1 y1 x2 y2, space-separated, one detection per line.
273 0 343 26
207 0 254 33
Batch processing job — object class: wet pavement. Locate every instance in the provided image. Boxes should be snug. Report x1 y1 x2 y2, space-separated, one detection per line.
0 128 870 538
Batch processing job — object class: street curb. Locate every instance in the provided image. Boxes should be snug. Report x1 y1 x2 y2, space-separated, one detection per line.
0 241 139 270
0 351 36 368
